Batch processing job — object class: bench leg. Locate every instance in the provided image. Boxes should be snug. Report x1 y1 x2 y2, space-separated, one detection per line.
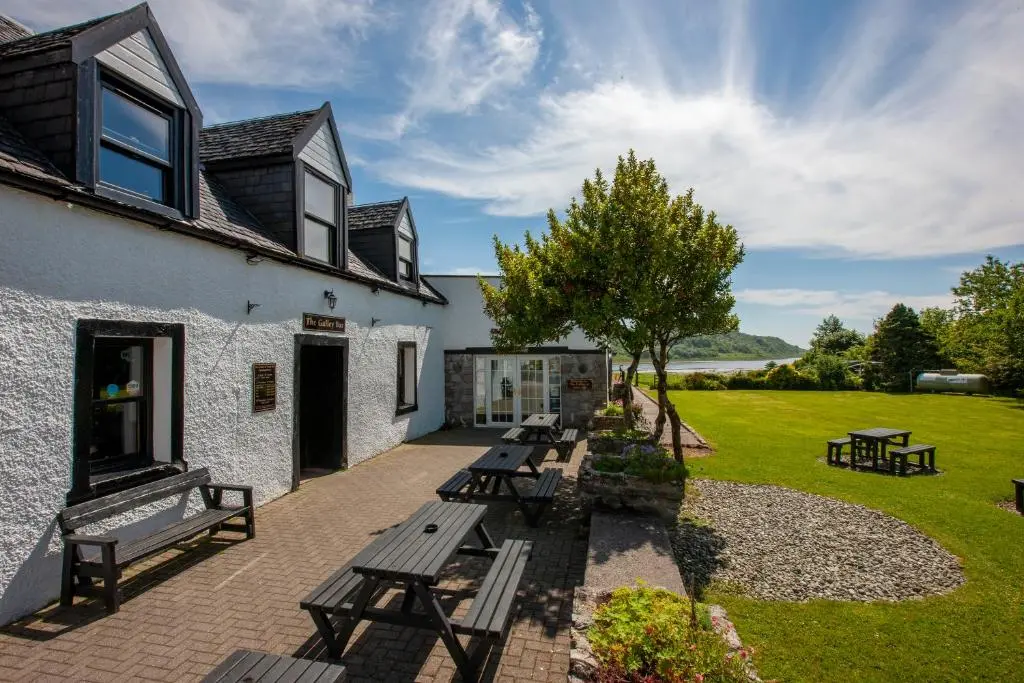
60 546 77 607
413 582 477 683
1016 484 1024 514
521 501 546 528
243 490 256 539
100 544 119 614
309 608 342 659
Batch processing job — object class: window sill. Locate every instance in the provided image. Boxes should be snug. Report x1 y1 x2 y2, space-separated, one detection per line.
396 403 418 416
67 462 185 504
95 184 185 221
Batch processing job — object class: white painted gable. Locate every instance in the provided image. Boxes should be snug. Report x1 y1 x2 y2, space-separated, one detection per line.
299 121 346 186
398 212 414 238
96 29 183 106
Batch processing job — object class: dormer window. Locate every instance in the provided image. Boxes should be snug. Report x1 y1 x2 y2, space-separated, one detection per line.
302 169 340 265
398 235 414 279
99 84 173 203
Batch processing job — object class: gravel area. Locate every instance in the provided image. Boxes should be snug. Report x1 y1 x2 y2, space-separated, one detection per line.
673 479 965 602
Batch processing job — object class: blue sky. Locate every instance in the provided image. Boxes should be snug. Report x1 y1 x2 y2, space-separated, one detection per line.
11 0 1024 347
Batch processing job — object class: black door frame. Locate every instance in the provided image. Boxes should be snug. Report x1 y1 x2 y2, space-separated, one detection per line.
292 333 349 490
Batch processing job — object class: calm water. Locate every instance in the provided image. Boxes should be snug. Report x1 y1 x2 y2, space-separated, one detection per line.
631 358 800 374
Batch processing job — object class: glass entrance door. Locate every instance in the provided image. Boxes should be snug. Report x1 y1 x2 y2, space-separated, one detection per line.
474 355 560 426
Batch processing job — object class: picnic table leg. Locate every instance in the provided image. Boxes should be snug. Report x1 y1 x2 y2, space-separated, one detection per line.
400 582 417 613
412 582 478 682
474 522 496 550
330 577 381 658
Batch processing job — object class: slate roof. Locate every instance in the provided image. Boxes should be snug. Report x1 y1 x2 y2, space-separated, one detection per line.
0 11 117 59
199 109 320 164
348 199 403 231
0 15 33 44
0 114 68 185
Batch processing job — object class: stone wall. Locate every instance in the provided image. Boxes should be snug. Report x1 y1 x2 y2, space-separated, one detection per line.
444 352 475 427
560 352 608 428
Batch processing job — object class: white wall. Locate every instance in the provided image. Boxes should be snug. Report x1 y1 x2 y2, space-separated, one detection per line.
426 275 598 350
0 186 444 624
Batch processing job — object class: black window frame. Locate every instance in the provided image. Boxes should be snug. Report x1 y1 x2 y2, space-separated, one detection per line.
396 341 418 415
89 336 154 476
397 234 415 281
70 319 186 504
298 164 343 267
92 70 190 218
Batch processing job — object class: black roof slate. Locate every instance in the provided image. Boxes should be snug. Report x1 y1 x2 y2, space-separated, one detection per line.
348 199 403 231
0 11 119 59
199 109 320 164
0 15 33 44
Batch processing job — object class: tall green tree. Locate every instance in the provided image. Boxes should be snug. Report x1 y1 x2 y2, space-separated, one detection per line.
483 151 744 462
870 303 942 390
809 314 864 357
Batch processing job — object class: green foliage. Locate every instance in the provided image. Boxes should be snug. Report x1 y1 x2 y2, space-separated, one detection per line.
669 390 1024 682
592 443 688 483
811 354 851 390
588 584 751 683
809 315 865 357
603 402 625 416
870 303 942 391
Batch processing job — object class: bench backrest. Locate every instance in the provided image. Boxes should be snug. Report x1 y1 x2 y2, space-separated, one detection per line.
59 467 211 533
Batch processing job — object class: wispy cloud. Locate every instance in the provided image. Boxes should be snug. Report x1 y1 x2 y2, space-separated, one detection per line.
736 288 954 321
5 0 381 89
442 266 498 276
373 0 1024 258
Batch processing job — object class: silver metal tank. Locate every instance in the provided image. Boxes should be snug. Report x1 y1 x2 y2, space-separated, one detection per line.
915 372 990 394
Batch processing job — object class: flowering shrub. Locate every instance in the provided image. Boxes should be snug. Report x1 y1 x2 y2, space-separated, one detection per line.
592 444 687 484
589 584 751 683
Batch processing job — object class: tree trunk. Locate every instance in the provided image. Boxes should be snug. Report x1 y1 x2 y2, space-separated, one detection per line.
649 343 668 442
622 352 641 430
651 339 684 462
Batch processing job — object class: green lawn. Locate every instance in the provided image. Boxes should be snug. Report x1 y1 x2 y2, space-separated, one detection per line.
662 390 1024 682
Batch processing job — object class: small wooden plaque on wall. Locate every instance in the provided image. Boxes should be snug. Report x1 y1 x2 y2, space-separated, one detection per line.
253 363 277 413
567 378 593 392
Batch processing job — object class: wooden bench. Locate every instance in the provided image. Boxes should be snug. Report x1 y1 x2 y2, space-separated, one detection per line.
888 444 937 475
204 650 346 682
554 428 579 462
501 427 526 444
299 563 375 658
436 469 474 502
453 538 533 640
1012 479 1024 514
520 468 562 526
827 437 852 465
58 467 254 614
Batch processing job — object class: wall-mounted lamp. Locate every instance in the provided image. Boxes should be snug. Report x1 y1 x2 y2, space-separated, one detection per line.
247 300 261 315
245 252 264 265
371 285 380 295
421 300 428 307
324 289 337 310
371 317 383 327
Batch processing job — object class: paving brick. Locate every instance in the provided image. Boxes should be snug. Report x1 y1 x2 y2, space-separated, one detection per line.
0 430 587 681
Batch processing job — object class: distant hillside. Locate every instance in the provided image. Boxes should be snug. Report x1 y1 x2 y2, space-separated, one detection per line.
613 331 805 361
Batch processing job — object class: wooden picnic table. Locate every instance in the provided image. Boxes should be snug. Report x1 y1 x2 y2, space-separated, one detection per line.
848 427 911 471
463 444 561 526
519 413 561 443
301 500 532 682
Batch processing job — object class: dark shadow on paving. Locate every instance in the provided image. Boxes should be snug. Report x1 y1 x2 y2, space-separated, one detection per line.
410 429 508 448
669 518 727 600
818 455 942 477
1 536 237 641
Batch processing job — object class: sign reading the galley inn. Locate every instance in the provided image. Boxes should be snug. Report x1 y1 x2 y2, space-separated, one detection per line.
303 313 346 333
252 363 277 413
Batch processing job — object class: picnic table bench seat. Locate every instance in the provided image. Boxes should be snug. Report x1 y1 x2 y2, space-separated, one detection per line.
57 467 254 614
554 428 580 461
888 444 937 475
436 469 474 501
501 428 526 444
826 437 852 464
453 538 533 640
519 468 562 526
1013 479 1024 514
203 649 346 683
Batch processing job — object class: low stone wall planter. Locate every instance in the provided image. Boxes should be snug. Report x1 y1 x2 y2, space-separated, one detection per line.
587 431 657 455
577 452 684 520
591 414 625 432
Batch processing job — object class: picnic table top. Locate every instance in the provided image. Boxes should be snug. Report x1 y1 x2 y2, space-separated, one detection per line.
349 501 487 583
849 427 912 439
520 413 560 428
469 444 535 475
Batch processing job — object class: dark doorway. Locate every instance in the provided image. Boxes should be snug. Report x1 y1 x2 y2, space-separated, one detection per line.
293 335 348 488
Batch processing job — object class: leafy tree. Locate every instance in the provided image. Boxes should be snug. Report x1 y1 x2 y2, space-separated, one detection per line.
809 315 864 357
813 354 850 390
870 304 942 391
483 151 744 462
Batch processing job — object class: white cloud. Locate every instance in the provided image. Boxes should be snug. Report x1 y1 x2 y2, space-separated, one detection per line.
4 0 381 89
441 266 498 276
373 0 1024 258
736 288 954 320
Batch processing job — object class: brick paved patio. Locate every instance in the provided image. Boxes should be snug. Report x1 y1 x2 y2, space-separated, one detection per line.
0 430 588 682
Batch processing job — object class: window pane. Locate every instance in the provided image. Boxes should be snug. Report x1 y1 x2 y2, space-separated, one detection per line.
100 146 166 201
402 345 416 405
93 341 145 399
399 259 411 278
398 237 412 260
304 218 332 263
91 401 143 469
102 87 169 162
305 172 336 224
